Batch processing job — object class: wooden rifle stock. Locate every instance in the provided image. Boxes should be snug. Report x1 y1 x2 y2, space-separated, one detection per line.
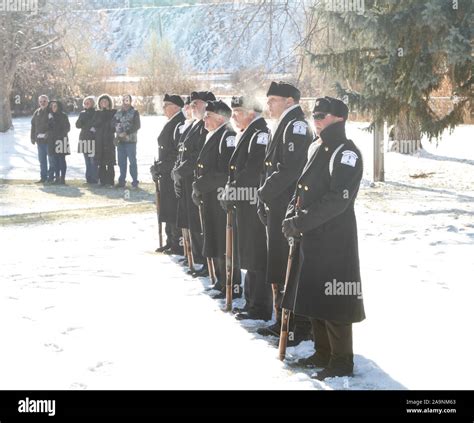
225 209 234 311
154 178 163 248
278 196 302 361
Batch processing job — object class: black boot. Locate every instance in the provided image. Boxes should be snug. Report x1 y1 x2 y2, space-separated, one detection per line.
256 321 281 337
311 357 354 380
295 352 330 368
155 244 171 253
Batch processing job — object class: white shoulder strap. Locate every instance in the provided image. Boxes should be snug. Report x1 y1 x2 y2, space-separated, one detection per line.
248 131 259 154
329 143 345 176
219 130 228 155
282 119 295 144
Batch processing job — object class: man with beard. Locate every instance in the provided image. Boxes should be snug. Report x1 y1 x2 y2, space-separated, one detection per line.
172 91 215 277
150 94 186 255
221 95 272 320
256 81 313 344
192 100 242 299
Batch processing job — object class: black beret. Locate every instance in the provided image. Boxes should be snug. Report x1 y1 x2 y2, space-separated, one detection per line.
313 96 349 120
231 96 262 113
163 94 184 108
266 81 301 101
190 91 216 102
206 100 232 118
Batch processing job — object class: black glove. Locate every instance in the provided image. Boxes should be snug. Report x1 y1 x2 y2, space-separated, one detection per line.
282 217 301 240
149 164 160 182
174 181 182 199
192 182 202 206
171 167 181 182
257 204 267 226
220 183 236 211
192 189 202 207
31 139 36 145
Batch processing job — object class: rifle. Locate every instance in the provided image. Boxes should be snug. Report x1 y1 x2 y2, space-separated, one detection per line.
153 160 163 248
225 208 234 312
198 203 216 283
183 228 194 272
278 196 301 361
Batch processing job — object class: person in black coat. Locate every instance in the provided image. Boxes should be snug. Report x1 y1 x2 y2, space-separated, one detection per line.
94 94 117 186
76 96 98 184
256 82 313 341
221 95 272 320
150 94 185 254
281 97 365 380
174 96 195 236
192 100 241 299
172 91 215 277
46 100 70 184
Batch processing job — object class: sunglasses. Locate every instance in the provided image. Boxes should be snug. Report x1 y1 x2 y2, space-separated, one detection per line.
312 112 328 120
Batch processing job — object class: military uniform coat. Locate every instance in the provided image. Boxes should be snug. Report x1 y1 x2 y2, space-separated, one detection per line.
174 120 196 229
194 124 236 258
258 105 312 285
228 116 269 272
156 111 185 223
173 120 207 234
281 121 365 323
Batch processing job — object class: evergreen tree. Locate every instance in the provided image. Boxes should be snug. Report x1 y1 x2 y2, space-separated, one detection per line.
310 0 472 141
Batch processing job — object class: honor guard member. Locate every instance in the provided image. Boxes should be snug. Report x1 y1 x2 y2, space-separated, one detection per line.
257 81 313 343
281 97 365 380
172 91 216 277
221 95 273 320
150 94 185 255
192 100 242 299
174 96 196 264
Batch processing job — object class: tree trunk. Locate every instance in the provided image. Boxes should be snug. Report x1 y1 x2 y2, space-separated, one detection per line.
393 110 422 154
0 76 13 133
373 120 385 182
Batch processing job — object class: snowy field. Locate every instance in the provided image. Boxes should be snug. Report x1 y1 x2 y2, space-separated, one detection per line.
0 116 473 390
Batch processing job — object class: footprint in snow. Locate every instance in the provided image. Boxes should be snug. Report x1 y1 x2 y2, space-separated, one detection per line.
61 327 82 335
70 382 87 390
44 343 63 353
400 230 416 235
88 361 112 372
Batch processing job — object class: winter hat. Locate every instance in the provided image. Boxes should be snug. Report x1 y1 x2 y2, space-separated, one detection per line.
190 91 216 102
231 96 262 113
205 100 232 118
97 94 114 110
184 96 191 105
82 96 96 108
313 96 349 120
266 81 300 101
48 100 63 112
163 94 184 108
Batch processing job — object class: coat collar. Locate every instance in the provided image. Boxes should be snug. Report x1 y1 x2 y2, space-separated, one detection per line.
319 121 347 147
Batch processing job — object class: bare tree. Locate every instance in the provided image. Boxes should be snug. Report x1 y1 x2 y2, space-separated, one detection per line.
0 2 69 131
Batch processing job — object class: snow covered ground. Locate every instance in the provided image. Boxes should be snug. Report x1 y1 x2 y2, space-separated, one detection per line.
1 116 473 390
